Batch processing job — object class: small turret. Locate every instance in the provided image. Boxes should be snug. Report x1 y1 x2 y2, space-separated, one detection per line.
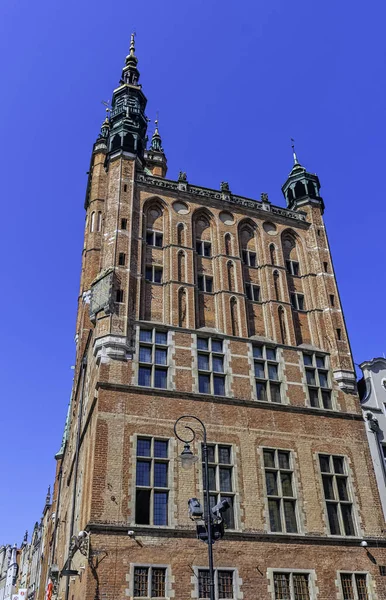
145 118 167 177
282 140 323 212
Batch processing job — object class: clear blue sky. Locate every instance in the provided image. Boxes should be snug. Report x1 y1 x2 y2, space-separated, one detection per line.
0 0 385 543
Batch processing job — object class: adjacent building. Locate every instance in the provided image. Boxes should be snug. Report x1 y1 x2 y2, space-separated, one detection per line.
7 36 386 600
359 357 386 521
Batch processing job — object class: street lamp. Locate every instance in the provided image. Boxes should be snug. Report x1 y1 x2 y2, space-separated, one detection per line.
174 415 215 600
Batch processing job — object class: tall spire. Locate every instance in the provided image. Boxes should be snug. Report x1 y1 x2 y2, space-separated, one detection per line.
291 138 299 166
122 32 140 86
150 118 163 152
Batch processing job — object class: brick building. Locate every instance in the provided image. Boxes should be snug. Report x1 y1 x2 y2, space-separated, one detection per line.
49 35 386 600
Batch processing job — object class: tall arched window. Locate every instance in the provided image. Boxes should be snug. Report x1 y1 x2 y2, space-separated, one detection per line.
278 306 287 345
177 223 184 246
178 288 187 328
146 206 164 247
273 270 280 301
282 232 300 276
97 211 102 232
227 261 235 291
90 212 95 232
269 244 276 266
195 215 212 256
239 225 257 266
230 297 238 337
177 251 185 282
294 181 306 199
225 233 232 256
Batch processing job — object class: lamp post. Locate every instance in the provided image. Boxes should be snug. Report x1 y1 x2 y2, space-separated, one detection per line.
174 415 215 600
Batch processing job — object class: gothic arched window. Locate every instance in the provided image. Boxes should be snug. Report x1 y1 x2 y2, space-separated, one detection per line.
230 297 238 337
225 233 232 256
239 225 257 267
178 288 187 328
195 215 212 256
269 244 276 266
90 212 95 232
177 251 185 282
177 223 184 246
97 211 102 232
278 306 287 345
294 181 306 199
146 206 164 247
273 270 280 301
227 261 235 291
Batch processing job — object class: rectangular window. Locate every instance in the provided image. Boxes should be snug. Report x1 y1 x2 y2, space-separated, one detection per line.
197 337 225 395
121 218 127 230
286 260 300 276
116 289 124 303
273 572 310 600
135 438 169 526
337 328 342 340
118 252 126 266
196 240 212 257
330 294 335 307
290 293 305 311
198 569 234 599
253 345 281 403
242 250 256 267
197 274 213 293
340 573 369 600
202 443 235 529
145 265 163 283
323 261 328 273
146 230 163 247
245 283 260 301
133 566 167 597
319 454 355 536
302 353 332 409
263 449 298 533
138 328 168 389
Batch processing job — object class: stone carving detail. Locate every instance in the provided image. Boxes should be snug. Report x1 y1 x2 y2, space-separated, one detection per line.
178 171 187 182
220 181 230 192
90 270 115 320
136 174 307 222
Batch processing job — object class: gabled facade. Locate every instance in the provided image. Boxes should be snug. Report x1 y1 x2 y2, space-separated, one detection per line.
42 36 386 600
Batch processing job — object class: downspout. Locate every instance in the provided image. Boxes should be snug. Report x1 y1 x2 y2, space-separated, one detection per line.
64 347 89 600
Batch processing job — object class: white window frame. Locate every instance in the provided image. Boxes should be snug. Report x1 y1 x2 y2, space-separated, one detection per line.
134 436 170 527
262 447 300 534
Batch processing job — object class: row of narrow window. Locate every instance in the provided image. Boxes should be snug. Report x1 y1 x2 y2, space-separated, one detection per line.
137 328 333 409
132 566 369 599
134 434 357 538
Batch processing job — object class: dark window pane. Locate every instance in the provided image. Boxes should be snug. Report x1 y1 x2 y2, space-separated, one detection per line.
139 329 152 342
245 284 252 300
309 388 319 407
252 286 260 301
196 241 202 254
137 438 151 457
242 250 247 264
278 451 290 470
213 356 224 373
268 364 278 380
268 499 282 532
206 277 213 292
134 566 148 597
297 295 305 310
154 368 167 389
204 243 211 257
254 362 265 379
337 478 349 501
303 353 313 366
146 231 154 245
355 574 368 600
135 489 150 524
293 574 309 599
249 252 256 267
154 491 168 525
155 349 167 365
341 574 353 600
281 473 293 497
203 466 216 491
145 266 152 281
219 468 233 492
306 369 316 386
319 455 331 473
316 356 325 368
214 376 225 396
263 449 275 468
198 275 204 291
155 233 163 247
285 260 292 273
207 445 215 463
136 460 151 486
266 348 276 361
322 391 332 409
270 383 281 403
266 471 278 496
212 340 223 353
155 331 167 345
218 446 231 465
253 346 263 358
221 497 235 530
283 500 298 533
151 568 166 597
198 353 209 370
198 570 211 599
290 293 297 309
199 374 210 394
333 457 344 474
197 337 209 351
154 440 168 458
256 381 267 401
319 372 328 388
322 475 335 500
154 462 168 487
274 573 290 600
292 261 299 276
218 570 233 598
327 502 341 535
154 268 162 283
139 346 152 363
139 366 151 387
341 504 355 535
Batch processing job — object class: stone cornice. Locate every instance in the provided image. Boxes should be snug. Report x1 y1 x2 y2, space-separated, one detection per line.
95 382 363 421
86 523 386 547
136 173 308 225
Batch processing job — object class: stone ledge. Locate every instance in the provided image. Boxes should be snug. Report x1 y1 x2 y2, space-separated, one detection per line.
93 335 133 364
